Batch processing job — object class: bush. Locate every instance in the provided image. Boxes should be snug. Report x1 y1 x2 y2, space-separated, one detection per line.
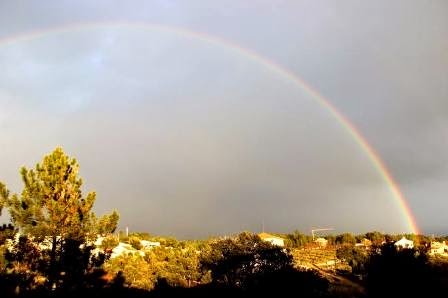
129 237 142 250
101 236 119 251
336 245 368 274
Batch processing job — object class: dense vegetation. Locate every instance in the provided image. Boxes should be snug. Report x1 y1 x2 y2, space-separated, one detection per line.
1 148 448 297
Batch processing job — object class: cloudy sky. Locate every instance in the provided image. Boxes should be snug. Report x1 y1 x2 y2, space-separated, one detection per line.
0 1 446 238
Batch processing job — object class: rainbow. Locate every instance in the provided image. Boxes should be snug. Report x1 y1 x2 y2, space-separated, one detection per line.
0 21 420 234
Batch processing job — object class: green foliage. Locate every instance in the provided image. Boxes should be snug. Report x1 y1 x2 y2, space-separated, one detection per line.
129 236 142 250
0 182 8 216
105 244 207 290
434 235 448 242
118 231 128 243
201 232 293 288
2 236 45 292
0 224 15 245
355 234 365 243
336 245 368 274
335 233 356 245
92 211 120 236
411 234 432 248
183 239 209 251
129 232 151 240
146 246 207 287
200 233 330 296
150 236 181 248
106 254 155 290
0 148 119 289
3 148 119 240
384 234 400 242
100 235 119 251
325 234 336 246
285 230 312 248
365 231 384 245
0 245 6 272
5 235 43 274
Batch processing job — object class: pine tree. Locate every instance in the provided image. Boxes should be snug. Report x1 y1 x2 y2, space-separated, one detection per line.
0 147 119 287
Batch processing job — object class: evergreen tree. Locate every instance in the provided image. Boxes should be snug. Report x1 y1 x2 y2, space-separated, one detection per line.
0 147 119 288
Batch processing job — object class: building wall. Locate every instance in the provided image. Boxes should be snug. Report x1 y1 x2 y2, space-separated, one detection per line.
264 237 284 247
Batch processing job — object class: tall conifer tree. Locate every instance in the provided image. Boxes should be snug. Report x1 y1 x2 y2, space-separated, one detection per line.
0 147 119 286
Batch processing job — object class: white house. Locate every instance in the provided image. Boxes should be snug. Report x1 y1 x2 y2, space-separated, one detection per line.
110 242 145 258
140 240 160 249
394 237 414 250
315 237 328 248
258 233 285 247
429 241 448 256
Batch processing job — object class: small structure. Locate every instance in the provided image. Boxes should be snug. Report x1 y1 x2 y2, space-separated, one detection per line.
111 242 144 258
429 241 448 256
258 233 285 247
355 238 372 249
314 237 328 248
394 237 414 250
140 240 161 249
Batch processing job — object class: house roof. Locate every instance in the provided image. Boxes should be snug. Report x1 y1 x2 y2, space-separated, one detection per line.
431 241 447 249
258 233 284 240
394 237 413 245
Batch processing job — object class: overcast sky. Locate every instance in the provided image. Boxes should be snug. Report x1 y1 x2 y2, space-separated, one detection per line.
0 1 446 238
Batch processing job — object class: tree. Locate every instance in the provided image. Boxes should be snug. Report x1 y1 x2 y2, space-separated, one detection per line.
201 232 293 288
335 233 356 245
384 233 399 242
105 254 155 290
326 234 336 246
285 230 312 248
92 211 120 236
0 186 5 216
336 245 368 274
104 244 208 290
366 243 432 297
100 235 119 252
0 224 15 245
0 147 119 288
365 231 384 246
129 236 142 250
3 235 44 292
146 245 207 288
201 232 329 296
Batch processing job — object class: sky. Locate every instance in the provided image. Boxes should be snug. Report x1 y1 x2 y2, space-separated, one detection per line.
0 1 447 238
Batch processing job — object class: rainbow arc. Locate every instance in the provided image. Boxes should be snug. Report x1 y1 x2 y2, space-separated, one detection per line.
0 21 419 234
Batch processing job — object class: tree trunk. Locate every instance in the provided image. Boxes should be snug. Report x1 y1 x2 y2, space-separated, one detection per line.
49 235 57 289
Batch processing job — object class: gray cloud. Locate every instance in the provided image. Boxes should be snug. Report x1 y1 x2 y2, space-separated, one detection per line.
0 1 446 237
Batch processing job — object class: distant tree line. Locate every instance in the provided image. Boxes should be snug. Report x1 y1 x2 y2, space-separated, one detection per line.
284 230 438 249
